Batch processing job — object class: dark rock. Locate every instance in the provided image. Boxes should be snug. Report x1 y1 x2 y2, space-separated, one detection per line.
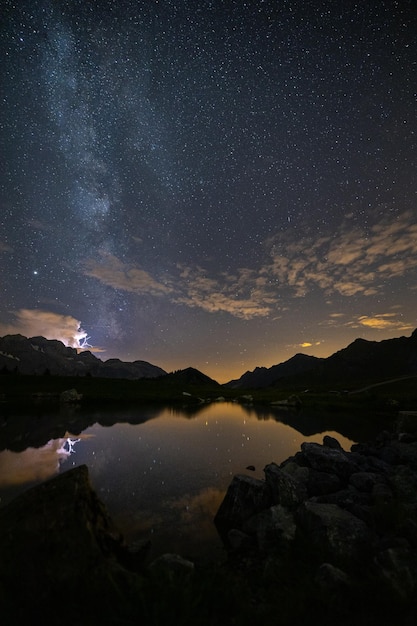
301 442 359 481
306 469 342 496
349 471 383 493
401 518 417 549
280 461 310 484
323 435 343 450
350 450 391 474
398 432 417 443
148 553 194 579
312 485 371 510
243 505 296 554
214 474 272 531
297 501 373 565
227 528 254 551
0 465 141 621
389 465 417 508
264 462 307 509
375 546 417 599
215 417 417 612
372 482 394 505
315 562 351 591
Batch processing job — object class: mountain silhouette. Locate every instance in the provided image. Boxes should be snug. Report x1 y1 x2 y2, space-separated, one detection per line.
226 329 417 388
159 367 220 387
226 353 322 388
0 334 166 379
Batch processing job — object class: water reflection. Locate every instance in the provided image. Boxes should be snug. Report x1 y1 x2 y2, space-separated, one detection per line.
0 402 375 560
0 434 89 490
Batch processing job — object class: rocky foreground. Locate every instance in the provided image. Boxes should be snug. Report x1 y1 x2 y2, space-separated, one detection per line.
1 413 417 625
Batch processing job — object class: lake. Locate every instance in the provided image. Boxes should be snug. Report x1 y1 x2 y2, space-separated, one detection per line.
0 401 382 562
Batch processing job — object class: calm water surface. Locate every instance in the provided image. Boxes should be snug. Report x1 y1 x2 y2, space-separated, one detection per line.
0 402 359 561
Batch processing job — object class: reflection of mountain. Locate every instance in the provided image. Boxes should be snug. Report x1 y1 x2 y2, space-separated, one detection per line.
227 329 417 388
239 404 387 443
269 408 390 442
0 406 164 452
0 334 166 378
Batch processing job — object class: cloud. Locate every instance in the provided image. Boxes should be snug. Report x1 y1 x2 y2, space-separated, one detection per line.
80 211 416 322
84 255 278 320
0 242 13 253
299 341 321 348
0 309 102 351
266 210 417 298
350 314 414 332
174 265 276 319
84 252 172 296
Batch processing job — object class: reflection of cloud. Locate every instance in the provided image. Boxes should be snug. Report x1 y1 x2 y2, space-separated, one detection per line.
0 434 85 488
170 487 225 525
0 309 102 351
84 252 172 296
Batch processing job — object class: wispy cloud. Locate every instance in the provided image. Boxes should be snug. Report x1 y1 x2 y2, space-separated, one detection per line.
0 309 104 350
84 252 173 296
299 341 322 348
348 314 414 332
81 211 416 322
174 265 276 319
266 210 417 298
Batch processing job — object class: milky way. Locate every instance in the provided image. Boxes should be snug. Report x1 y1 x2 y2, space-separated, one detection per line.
1 0 416 381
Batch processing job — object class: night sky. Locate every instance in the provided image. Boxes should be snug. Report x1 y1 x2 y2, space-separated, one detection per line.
1 0 416 382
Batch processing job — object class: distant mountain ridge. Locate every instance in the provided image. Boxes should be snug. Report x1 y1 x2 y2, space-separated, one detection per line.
0 334 166 379
158 367 220 387
226 353 323 389
1 330 417 388
226 329 417 388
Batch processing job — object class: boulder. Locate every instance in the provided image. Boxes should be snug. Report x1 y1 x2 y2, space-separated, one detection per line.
244 505 296 554
215 420 417 610
323 435 343 450
227 528 254 551
214 474 272 532
280 461 310 484
301 442 359 481
375 546 417 599
297 501 373 565
306 469 342 497
349 471 383 493
264 462 307 509
0 465 141 622
148 553 194 580
315 562 351 591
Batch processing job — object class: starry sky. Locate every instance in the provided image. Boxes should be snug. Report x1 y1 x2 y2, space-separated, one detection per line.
1 0 416 382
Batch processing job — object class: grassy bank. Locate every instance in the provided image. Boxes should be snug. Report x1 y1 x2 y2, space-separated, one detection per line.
1 372 415 417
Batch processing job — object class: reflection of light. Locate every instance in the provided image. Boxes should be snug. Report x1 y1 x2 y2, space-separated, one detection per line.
0 433 88 488
57 437 81 457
